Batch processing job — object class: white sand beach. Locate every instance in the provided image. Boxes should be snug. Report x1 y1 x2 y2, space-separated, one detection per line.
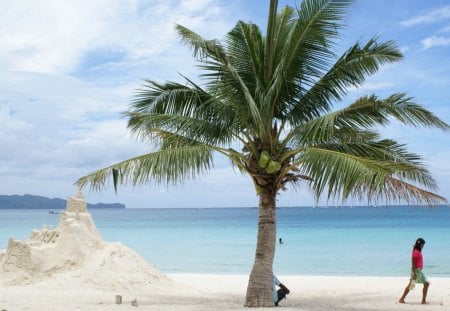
1 274 450 310
1 192 449 310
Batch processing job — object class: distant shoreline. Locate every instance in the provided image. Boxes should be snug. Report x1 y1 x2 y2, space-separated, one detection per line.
0 194 125 209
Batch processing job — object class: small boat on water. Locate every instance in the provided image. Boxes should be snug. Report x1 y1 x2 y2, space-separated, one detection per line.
48 210 60 214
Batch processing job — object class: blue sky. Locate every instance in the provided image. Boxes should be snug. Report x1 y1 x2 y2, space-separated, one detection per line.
1 0 448 208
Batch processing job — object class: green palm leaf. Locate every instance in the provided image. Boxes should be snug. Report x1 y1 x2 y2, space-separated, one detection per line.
287 93 448 146
267 0 352 123
176 24 264 133
298 147 440 203
289 38 403 124
77 144 213 192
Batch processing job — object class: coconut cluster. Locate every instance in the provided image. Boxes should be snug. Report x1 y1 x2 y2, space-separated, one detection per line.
257 151 281 174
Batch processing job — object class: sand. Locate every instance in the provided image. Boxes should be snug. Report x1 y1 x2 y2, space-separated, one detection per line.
1 274 450 310
1 191 449 310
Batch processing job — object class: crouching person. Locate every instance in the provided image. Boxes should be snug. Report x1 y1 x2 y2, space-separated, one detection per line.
273 275 290 306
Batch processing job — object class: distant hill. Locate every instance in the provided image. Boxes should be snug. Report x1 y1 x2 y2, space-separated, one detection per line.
0 194 125 209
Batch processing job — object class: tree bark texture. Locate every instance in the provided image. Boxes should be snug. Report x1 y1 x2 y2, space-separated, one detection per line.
244 189 277 307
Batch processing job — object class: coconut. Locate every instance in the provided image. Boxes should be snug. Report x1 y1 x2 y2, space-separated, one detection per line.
258 151 270 168
265 160 281 174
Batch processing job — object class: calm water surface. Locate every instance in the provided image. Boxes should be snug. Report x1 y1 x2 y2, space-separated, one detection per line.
0 206 449 276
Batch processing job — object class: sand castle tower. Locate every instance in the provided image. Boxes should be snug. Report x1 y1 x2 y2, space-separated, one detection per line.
0 189 103 281
0 189 167 287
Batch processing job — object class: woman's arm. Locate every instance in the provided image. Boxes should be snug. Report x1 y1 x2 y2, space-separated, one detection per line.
412 256 417 279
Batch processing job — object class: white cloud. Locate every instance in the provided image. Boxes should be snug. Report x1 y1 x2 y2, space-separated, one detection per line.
0 1 117 74
0 0 231 75
0 105 33 136
400 5 450 27
421 35 450 50
0 0 238 208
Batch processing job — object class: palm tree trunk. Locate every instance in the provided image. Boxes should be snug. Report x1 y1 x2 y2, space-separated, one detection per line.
244 188 277 307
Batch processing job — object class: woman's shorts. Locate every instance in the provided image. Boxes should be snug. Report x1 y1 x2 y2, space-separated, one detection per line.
411 269 428 284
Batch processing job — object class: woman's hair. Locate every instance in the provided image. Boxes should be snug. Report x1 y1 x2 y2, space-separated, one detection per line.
413 238 426 251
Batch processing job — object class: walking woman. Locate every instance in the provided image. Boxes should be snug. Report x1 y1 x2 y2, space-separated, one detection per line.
399 238 430 304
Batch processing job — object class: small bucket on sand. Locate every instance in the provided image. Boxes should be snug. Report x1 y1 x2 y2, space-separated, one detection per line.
115 295 122 304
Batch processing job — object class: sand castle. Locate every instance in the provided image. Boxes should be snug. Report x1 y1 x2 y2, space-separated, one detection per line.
0 189 168 288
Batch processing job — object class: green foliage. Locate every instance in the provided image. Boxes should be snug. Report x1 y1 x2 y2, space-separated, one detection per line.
77 0 448 205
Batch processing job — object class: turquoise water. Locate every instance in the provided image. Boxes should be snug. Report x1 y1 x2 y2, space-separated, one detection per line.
0 206 449 276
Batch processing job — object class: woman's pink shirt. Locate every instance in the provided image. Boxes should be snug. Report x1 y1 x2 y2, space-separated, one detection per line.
412 249 423 269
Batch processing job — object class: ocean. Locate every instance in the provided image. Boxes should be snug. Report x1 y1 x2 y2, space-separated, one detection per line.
0 206 449 277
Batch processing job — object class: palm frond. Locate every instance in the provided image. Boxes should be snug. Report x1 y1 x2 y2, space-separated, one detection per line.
378 93 449 129
261 0 353 128
264 0 279 79
298 147 445 204
262 5 297 120
132 79 224 118
314 137 437 189
126 112 233 146
77 144 214 192
381 177 446 205
176 24 227 63
286 93 448 147
225 21 264 103
177 25 264 133
283 0 352 77
128 79 241 145
289 38 402 125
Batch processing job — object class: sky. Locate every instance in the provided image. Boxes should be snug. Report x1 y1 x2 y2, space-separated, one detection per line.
1 0 449 208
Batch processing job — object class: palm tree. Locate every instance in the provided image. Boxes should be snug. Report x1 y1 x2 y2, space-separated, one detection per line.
77 0 448 307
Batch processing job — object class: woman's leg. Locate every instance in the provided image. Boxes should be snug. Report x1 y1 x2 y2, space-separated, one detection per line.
399 284 410 303
422 281 430 304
